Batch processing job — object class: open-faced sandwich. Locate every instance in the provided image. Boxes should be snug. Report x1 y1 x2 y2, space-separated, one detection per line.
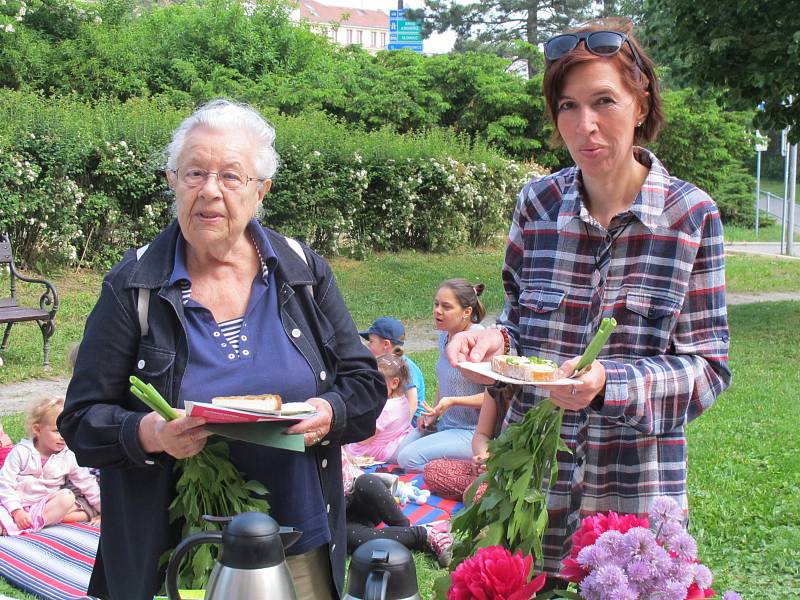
491 355 558 382
211 393 282 414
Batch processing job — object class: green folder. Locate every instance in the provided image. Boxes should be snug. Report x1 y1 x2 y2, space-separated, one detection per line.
204 421 305 452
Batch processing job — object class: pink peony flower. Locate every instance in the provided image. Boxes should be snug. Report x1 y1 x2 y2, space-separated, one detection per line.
448 546 546 600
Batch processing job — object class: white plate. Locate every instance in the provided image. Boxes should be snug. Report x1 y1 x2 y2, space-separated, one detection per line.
458 361 583 387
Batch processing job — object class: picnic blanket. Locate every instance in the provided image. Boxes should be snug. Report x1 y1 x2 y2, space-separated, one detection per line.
369 463 464 526
0 522 98 600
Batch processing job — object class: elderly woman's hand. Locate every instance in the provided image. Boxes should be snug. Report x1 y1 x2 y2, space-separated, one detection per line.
138 410 211 460
539 356 606 411
285 397 333 447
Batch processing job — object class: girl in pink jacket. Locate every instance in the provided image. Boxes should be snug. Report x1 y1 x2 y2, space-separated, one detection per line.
0 396 100 536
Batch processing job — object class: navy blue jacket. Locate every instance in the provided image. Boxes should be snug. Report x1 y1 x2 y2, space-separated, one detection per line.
59 221 386 600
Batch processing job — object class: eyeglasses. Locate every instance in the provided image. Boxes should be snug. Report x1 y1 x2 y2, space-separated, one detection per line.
544 30 645 72
170 168 264 191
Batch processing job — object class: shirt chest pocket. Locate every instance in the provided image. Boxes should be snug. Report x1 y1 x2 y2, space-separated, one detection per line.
131 345 176 407
518 287 566 349
622 291 681 355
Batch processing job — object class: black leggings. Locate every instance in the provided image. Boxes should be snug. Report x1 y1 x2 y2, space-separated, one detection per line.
346 474 427 553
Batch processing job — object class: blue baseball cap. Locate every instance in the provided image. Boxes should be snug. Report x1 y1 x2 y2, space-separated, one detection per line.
359 317 405 346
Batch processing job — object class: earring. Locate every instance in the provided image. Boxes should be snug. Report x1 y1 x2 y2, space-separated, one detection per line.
635 121 642 127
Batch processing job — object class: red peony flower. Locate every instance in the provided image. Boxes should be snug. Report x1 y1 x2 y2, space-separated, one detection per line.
560 511 649 583
448 546 546 600
685 583 716 599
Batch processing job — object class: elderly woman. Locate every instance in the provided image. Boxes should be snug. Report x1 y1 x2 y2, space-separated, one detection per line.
59 99 386 600
447 20 731 587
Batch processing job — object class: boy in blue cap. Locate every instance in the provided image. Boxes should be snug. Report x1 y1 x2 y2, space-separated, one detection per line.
359 317 426 426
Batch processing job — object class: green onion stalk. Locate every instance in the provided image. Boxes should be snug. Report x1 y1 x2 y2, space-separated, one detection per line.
130 376 270 590
433 318 617 598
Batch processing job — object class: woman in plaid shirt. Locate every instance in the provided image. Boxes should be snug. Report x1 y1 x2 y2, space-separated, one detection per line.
446 19 731 585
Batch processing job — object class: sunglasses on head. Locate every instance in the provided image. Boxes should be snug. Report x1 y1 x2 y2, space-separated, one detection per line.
544 30 645 72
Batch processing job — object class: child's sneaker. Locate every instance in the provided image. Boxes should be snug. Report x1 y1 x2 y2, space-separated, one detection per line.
423 523 453 568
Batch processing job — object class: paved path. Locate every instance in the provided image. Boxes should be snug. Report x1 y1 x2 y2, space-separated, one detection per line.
1 243 797 415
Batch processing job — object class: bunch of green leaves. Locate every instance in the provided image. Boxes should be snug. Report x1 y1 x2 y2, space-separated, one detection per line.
166 439 270 590
129 377 269 590
435 399 569 596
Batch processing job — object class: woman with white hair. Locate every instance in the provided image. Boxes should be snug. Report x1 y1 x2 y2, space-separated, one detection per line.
59 99 386 600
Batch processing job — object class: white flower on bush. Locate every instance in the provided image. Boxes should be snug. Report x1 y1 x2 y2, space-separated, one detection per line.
3 24 14 33
312 150 321 157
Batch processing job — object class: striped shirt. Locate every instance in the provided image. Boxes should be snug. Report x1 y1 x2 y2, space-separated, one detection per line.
499 148 731 574
178 236 269 354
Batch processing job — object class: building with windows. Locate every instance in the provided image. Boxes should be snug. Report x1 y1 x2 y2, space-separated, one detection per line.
291 0 389 53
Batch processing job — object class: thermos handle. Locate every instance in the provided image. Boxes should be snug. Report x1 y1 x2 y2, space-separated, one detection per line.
165 531 223 600
364 569 390 600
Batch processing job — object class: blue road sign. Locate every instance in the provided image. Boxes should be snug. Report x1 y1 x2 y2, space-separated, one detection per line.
388 42 423 52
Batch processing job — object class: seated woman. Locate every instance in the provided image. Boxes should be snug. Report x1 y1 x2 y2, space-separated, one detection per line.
396 279 487 471
58 99 385 600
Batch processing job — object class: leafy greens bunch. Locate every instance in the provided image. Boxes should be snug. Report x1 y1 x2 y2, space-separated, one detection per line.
130 376 270 589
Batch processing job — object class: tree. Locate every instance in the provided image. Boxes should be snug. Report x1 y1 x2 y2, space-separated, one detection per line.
408 1 593 78
647 0 800 141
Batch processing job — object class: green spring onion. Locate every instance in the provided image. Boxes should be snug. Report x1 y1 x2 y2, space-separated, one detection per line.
574 317 617 373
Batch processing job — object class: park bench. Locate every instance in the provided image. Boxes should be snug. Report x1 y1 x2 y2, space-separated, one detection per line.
0 233 58 368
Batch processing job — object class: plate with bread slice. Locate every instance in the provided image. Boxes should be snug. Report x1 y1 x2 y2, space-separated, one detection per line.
458 355 583 387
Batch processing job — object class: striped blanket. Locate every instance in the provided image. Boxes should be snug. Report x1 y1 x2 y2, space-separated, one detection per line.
371 464 464 525
0 522 98 600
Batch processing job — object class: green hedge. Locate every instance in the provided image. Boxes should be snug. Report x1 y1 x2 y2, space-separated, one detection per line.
0 91 537 267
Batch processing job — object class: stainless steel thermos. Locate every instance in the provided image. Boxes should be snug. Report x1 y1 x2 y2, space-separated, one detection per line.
165 512 302 600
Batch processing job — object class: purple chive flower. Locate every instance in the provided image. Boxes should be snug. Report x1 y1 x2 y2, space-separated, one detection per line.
594 564 629 589
649 496 684 525
694 563 713 589
577 543 611 570
657 519 684 544
595 530 626 565
621 527 659 562
663 578 691 600
666 531 698 561
723 591 743 600
625 558 652 583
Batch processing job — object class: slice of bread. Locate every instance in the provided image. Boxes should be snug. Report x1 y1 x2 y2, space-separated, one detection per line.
211 394 282 414
491 355 558 382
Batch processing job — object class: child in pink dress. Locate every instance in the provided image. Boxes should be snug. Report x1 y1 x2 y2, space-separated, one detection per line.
347 353 413 464
0 396 101 536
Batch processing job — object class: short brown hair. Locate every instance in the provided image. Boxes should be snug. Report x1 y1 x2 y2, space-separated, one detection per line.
542 18 664 147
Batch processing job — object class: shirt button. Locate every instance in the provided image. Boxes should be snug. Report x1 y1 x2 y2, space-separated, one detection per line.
321 459 328 468
213 331 221 337
228 353 235 360
221 343 227 348
241 335 248 341
320 371 327 381
326 504 330 513
137 359 145 369
242 349 250 356
291 328 301 338
321 440 330 446
648 307 655 317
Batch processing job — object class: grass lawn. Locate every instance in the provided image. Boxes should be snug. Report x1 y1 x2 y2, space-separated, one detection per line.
1 250 798 599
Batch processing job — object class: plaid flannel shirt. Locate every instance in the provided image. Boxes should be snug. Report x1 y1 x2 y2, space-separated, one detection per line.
499 148 731 574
